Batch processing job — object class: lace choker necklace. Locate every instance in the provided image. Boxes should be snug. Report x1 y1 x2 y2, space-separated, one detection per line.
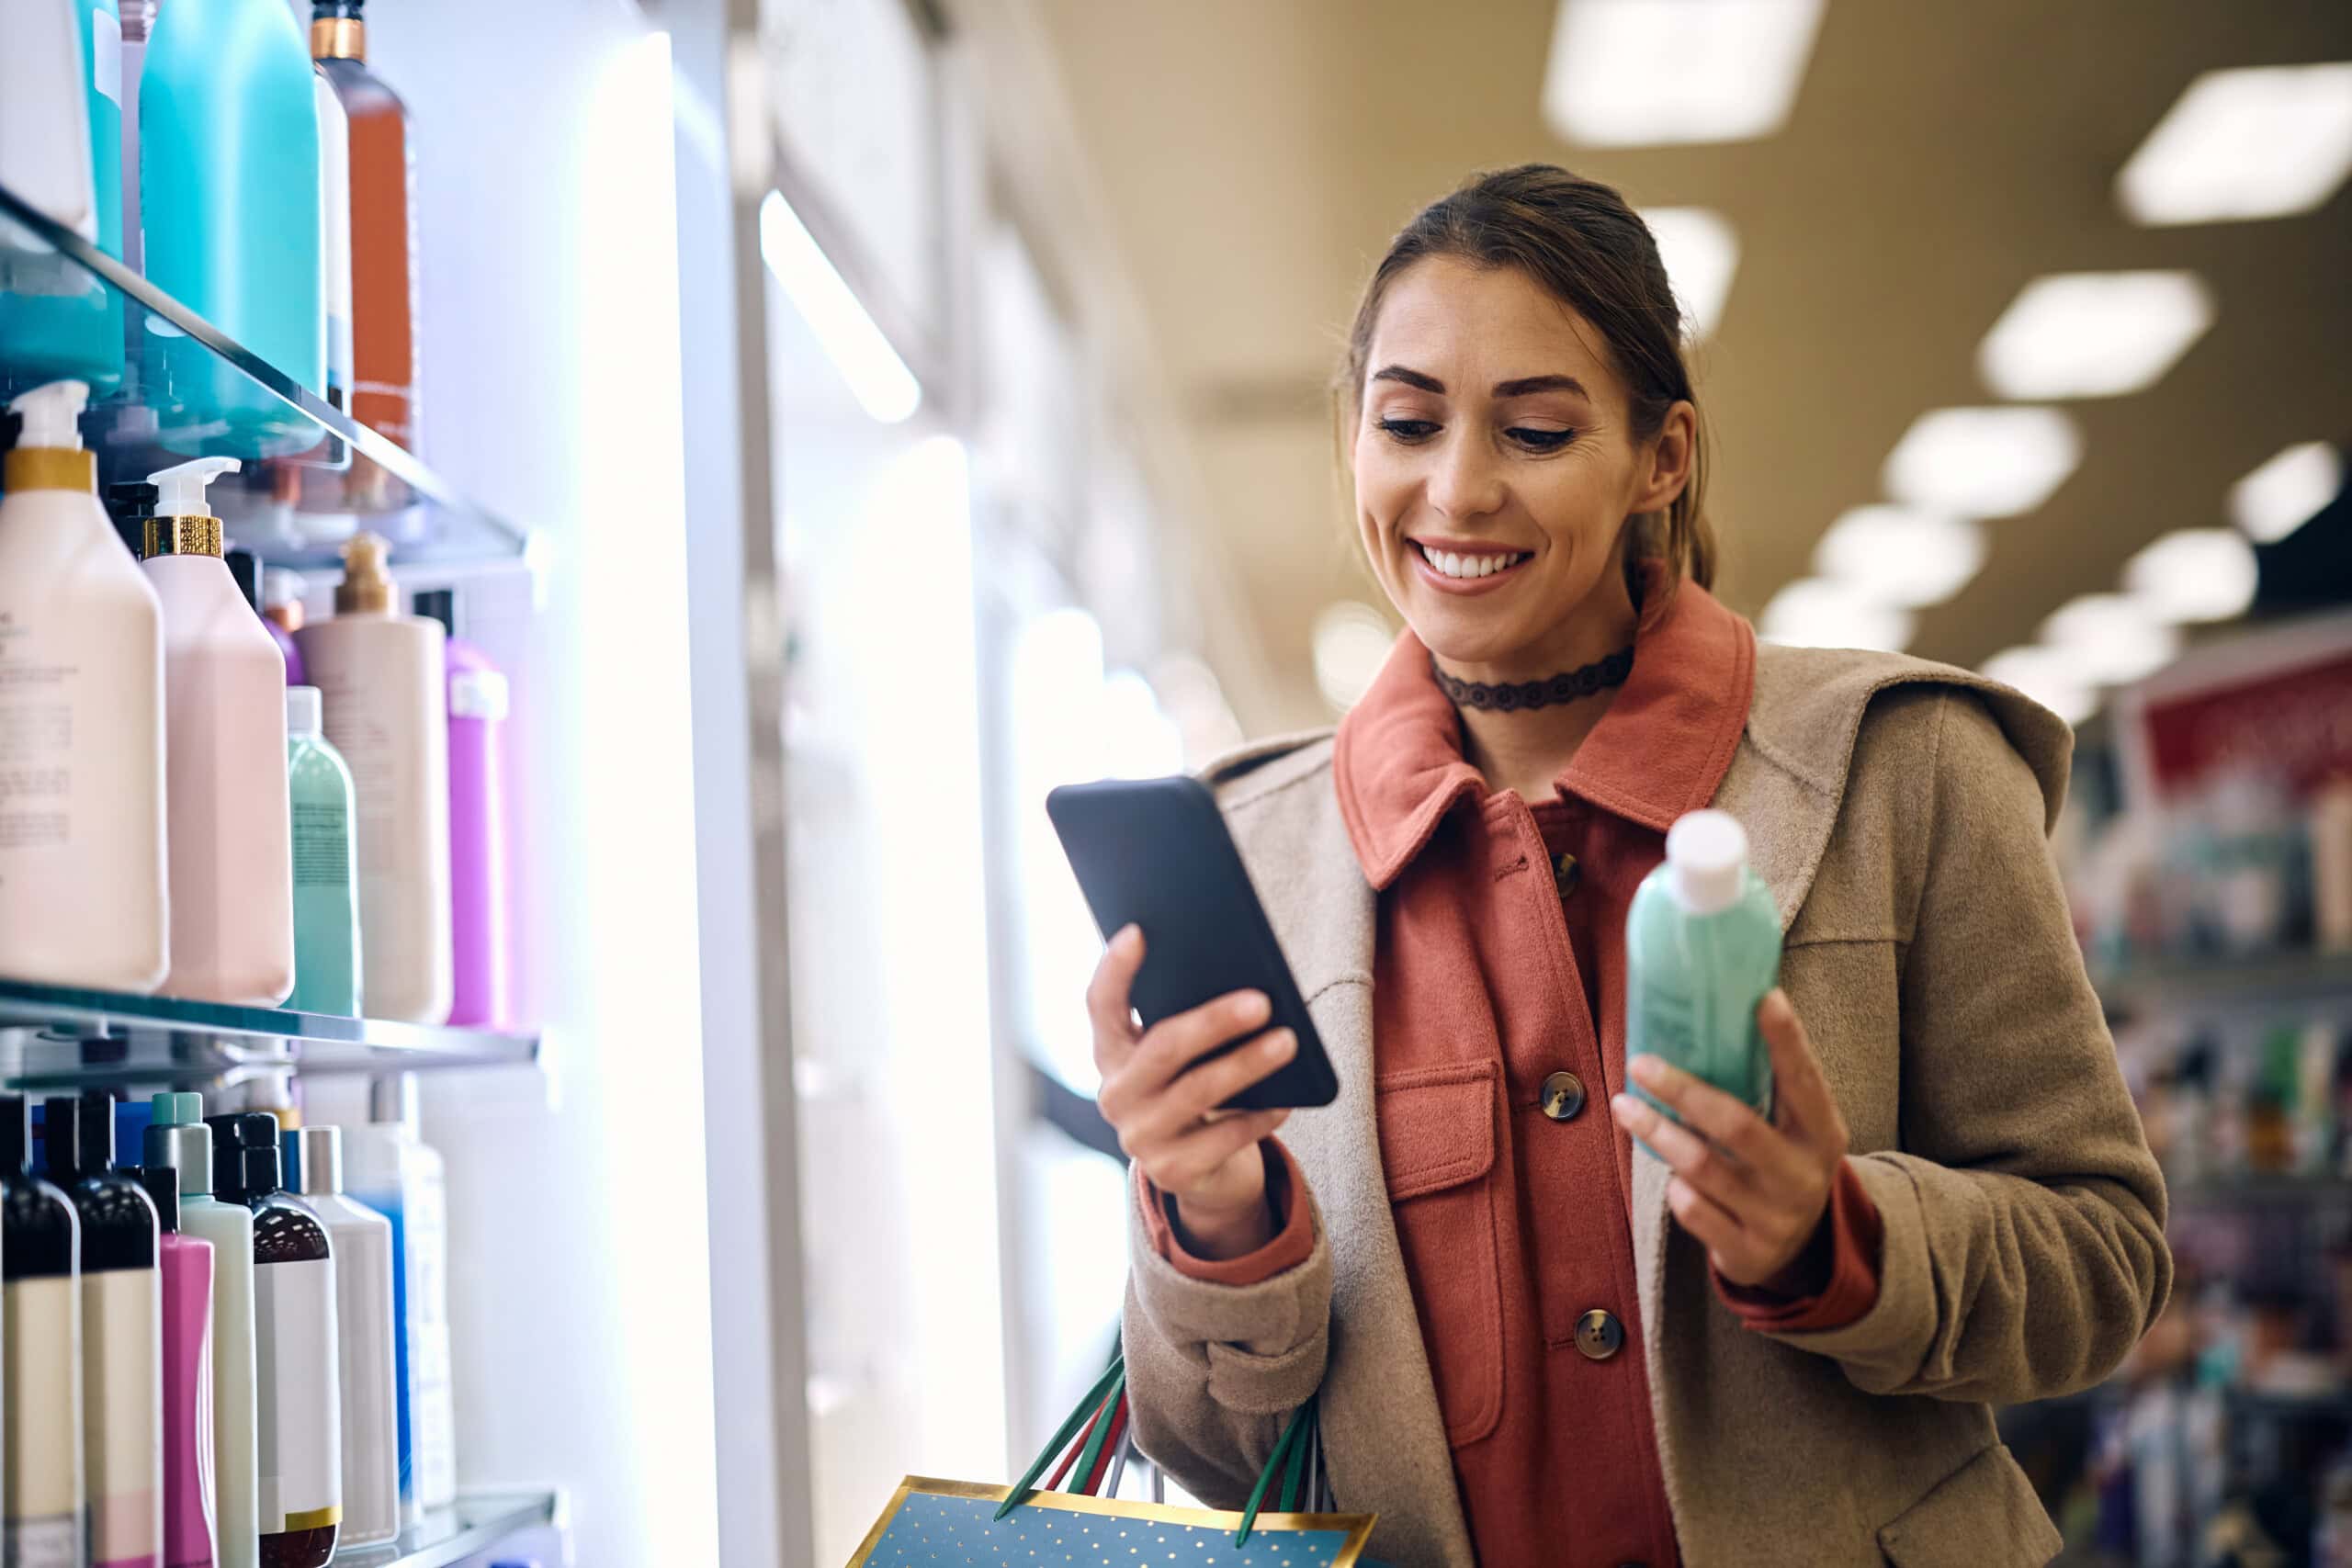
1430 645 1634 712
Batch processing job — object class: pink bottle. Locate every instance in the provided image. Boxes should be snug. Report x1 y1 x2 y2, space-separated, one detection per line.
414 589 512 1029
136 1167 217 1568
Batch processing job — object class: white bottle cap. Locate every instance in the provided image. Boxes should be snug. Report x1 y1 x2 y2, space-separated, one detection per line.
8 380 89 450
1665 809 1748 916
146 456 242 518
263 569 307 611
287 685 323 738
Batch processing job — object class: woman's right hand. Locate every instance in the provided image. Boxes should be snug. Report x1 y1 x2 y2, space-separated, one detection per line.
1089 923 1300 1259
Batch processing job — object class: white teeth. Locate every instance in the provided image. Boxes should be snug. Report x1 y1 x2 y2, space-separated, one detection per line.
1419 545 1524 580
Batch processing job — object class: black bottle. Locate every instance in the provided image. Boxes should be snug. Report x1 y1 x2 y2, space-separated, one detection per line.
2 1092 84 1560
210 1113 341 1568
46 1092 163 1568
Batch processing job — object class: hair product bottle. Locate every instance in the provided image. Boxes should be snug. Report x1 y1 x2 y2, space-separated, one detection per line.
144 1097 258 1568
284 687 363 1017
47 1094 162 1568
261 573 309 686
294 535 450 1024
413 591 511 1029
289 1129 395 1546
206 1117 338 1568
139 0 322 457
0 0 125 389
131 1167 216 1568
3 1093 85 1565
0 379 169 994
341 1077 452 1517
139 458 296 1008
1626 809 1783 1147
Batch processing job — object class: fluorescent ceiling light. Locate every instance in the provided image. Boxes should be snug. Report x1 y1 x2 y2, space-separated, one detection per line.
1981 646 2098 727
1542 0 1826 147
1883 406 2082 519
1977 271 2214 400
2118 62 2352 226
1641 208 1740 338
1758 577 1914 653
2039 592 2182 686
2230 440 2342 543
2122 528 2259 624
1312 602 1396 712
759 189 922 424
1811 505 1986 608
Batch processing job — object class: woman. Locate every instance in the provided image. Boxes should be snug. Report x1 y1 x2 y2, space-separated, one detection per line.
1089 164 2170 1568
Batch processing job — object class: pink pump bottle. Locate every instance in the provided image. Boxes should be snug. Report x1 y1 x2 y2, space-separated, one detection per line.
135 1167 217 1568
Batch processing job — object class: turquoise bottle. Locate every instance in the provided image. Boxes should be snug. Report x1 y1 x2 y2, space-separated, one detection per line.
1627 809 1781 1148
0 0 128 389
139 0 323 457
285 684 362 1015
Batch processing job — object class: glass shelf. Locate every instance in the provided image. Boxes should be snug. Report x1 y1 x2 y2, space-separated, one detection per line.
0 181 532 571
0 980 538 1093
332 1492 561 1567
2096 948 2352 1021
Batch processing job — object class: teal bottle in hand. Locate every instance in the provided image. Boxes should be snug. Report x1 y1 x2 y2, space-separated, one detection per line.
1627 809 1781 1150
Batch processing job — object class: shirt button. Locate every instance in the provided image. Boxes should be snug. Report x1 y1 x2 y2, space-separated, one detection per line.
1539 1070 1586 1122
1553 851 1581 897
1575 1308 1624 1361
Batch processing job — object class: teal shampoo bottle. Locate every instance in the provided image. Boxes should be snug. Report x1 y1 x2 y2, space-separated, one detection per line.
0 0 128 389
286 683 362 1015
139 0 323 457
1626 809 1781 1148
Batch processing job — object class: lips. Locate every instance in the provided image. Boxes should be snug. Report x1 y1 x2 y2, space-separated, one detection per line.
1408 538 1532 592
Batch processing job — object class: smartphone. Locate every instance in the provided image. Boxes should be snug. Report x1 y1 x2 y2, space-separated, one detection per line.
1046 775 1340 1111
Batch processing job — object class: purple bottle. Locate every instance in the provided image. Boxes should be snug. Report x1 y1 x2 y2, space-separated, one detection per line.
134 1167 217 1568
414 589 511 1028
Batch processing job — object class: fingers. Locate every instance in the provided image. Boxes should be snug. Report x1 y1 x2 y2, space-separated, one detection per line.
1096 987 1272 1123
1125 1029 1299 1147
1132 1108 1290 1196
1663 1175 1748 1267
1625 1053 1811 1190
1758 989 1848 1154
1086 926 1148 1076
1608 1090 1756 1214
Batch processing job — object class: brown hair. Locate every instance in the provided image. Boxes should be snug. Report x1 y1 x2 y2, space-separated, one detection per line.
1337 164 1716 596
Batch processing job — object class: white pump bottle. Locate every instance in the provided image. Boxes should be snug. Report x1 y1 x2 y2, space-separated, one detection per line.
140 456 297 1006
0 379 169 991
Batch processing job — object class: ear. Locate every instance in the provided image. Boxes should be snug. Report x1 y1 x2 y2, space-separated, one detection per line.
1632 400 1698 514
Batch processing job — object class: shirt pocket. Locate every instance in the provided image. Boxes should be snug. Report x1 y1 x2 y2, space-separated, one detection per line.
1375 1058 1504 1448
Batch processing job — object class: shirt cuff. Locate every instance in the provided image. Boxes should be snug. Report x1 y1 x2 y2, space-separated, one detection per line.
1713 1157 1884 1332
1136 1137 1316 1287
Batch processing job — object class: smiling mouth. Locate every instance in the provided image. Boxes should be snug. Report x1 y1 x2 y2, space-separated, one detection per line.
1410 540 1532 581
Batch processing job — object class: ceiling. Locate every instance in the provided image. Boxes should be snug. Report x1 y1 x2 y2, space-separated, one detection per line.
959 0 2352 733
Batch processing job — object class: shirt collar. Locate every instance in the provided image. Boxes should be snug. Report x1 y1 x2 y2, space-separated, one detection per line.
1331 565 1758 891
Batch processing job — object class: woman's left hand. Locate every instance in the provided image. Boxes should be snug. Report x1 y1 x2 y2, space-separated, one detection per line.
1609 987 1850 1290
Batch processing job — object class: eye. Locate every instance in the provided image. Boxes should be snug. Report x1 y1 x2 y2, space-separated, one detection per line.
1508 426 1575 452
1374 417 1440 444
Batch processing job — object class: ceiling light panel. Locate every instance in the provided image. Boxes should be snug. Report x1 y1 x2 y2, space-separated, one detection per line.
1977 271 2214 400
2123 528 2259 624
2231 440 2342 544
1811 505 1985 608
1882 406 2083 519
2118 62 2352 226
2039 592 2183 686
1981 646 2098 727
1543 0 1826 148
1640 208 1740 338
1758 577 1914 653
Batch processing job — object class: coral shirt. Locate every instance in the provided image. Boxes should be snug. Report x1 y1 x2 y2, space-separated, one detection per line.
1140 574 1883 1567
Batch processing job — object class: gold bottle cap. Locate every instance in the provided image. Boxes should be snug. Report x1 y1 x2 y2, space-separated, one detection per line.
2 447 96 494
142 515 224 558
311 16 364 61
336 530 395 615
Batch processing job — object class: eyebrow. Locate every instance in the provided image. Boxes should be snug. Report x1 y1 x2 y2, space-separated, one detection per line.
1368 365 1592 401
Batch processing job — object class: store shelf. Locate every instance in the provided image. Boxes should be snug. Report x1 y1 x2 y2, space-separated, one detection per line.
2166 1172 2352 1208
0 980 538 1093
0 182 532 571
331 1491 560 1567
2096 948 2352 1021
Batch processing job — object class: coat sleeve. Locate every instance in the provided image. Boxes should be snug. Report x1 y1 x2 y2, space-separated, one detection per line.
1763 691 2172 1403
1121 1139 1331 1506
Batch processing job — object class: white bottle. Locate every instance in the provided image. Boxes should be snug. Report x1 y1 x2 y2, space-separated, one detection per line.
144 1100 260 1568
141 457 297 1007
296 534 452 1024
0 380 168 993
291 1127 398 1546
0 0 98 238
311 69 354 423
343 1077 455 1517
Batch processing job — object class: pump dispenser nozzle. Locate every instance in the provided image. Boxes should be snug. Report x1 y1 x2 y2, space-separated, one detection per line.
4 380 96 493
141 457 241 559
335 530 395 614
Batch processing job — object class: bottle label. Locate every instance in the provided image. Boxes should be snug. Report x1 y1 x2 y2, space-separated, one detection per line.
0 653 77 852
86 1267 164 1560
291 800 352 889
254 1258 342 1534
94 6 122 105
406 1170 456 1506
350 1187 414 1502
4 1277 81 1522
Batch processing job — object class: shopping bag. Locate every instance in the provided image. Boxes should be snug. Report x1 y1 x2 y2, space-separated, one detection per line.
844 1354 1378 1567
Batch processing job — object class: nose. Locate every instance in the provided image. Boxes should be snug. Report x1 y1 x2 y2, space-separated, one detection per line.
1425 430 1506 522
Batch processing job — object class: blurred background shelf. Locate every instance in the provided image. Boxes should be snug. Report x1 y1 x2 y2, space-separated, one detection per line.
2096 949 2352 1022
0 181 532 572
330 1491 560 1567
0 979 538 1092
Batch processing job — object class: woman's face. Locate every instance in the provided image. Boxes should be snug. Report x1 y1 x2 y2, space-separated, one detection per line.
1350 255 1692 678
